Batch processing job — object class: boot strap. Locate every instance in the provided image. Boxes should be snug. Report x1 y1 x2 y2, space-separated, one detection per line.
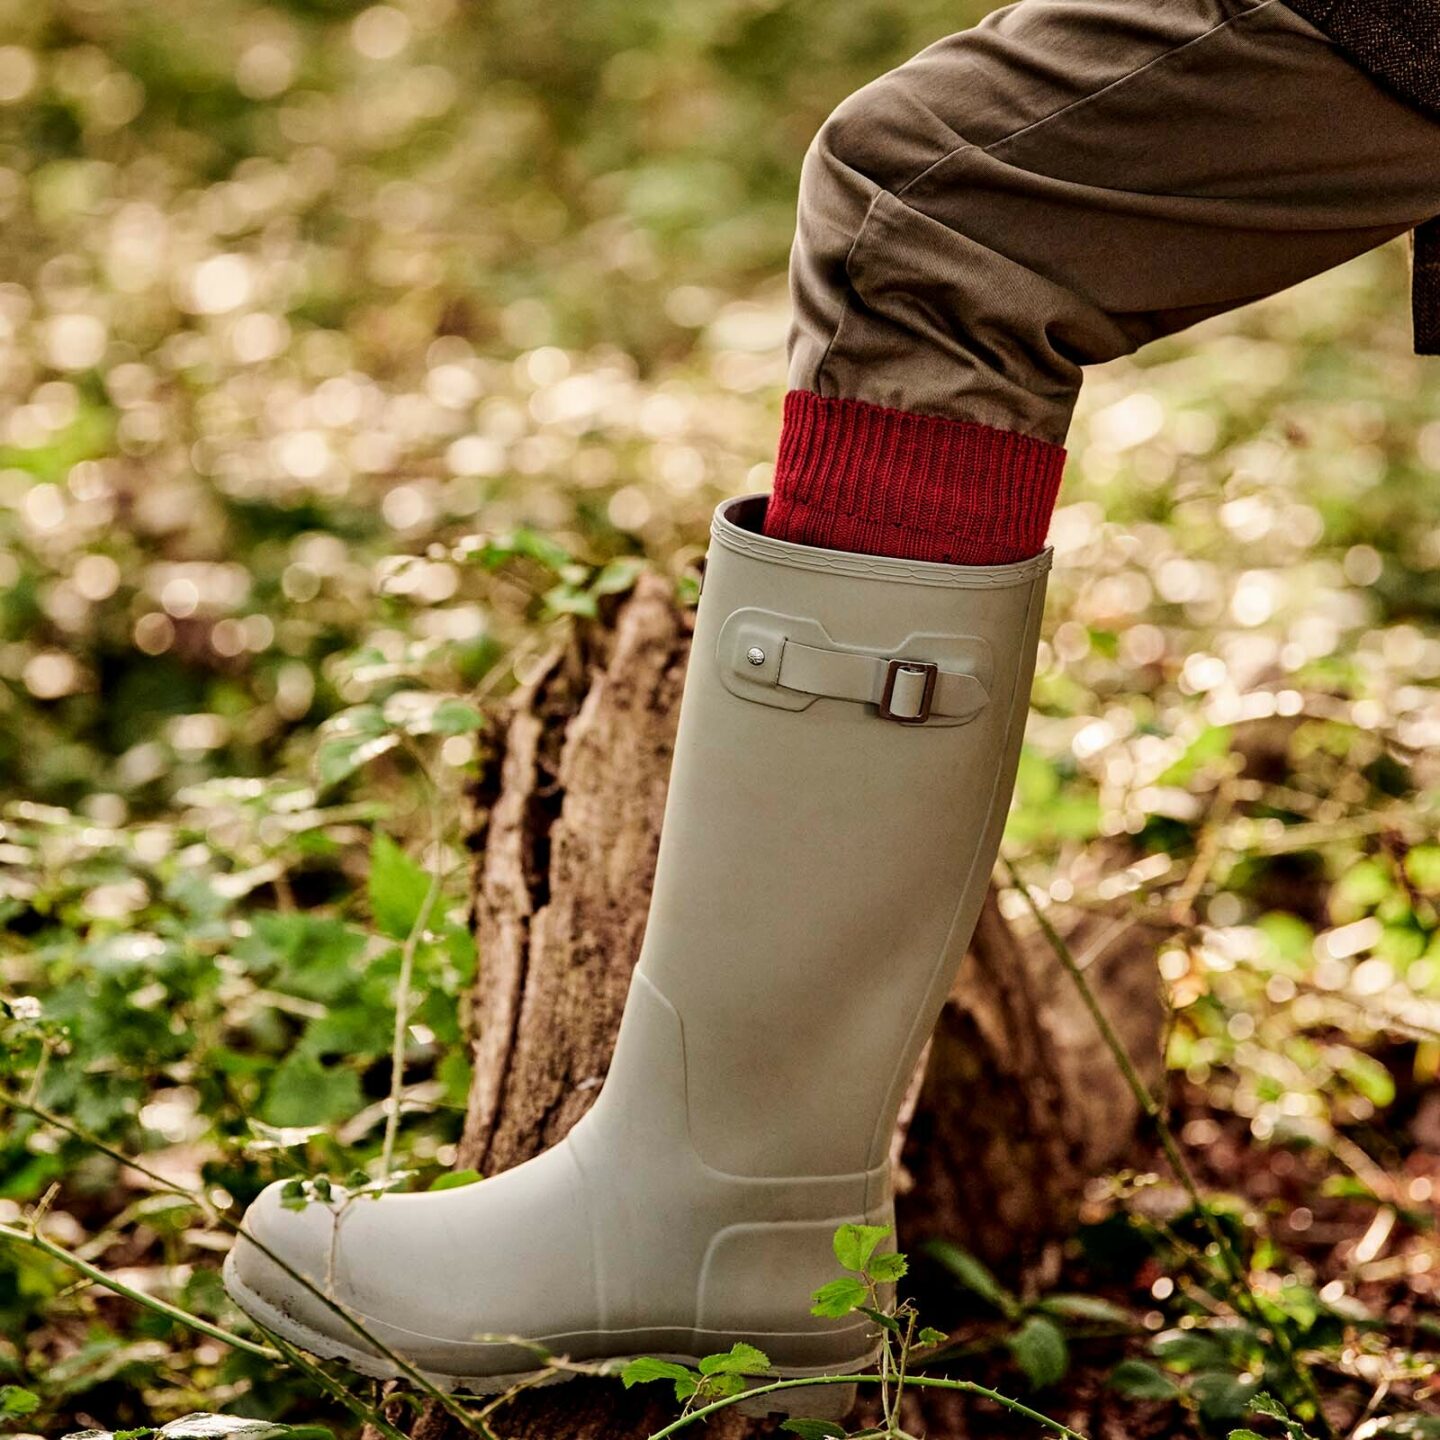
718 609 992 727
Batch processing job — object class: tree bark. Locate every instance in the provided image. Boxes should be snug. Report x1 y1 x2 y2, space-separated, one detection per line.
388 574 1166 1440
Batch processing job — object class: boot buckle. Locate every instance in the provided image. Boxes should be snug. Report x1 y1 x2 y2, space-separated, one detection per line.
878 659 939 724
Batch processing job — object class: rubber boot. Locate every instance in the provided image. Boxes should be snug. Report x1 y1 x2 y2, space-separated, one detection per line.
224 494 1050 1414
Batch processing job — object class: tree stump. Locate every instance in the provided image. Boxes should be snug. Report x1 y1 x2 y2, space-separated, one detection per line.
387 574 1167 1440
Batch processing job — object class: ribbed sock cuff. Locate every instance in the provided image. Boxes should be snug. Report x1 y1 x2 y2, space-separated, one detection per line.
764 390 1067 567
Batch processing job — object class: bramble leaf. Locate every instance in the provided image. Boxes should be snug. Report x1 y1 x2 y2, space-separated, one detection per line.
833 1223 891 1272
865 1250 908 1283
698 1342 771 1377
620 1358 699 1402
811 1277 867 1318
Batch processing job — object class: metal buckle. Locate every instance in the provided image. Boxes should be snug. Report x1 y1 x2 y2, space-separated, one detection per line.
877 659 939 724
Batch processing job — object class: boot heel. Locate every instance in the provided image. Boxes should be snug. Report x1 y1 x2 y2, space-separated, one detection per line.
737 1379 857 1421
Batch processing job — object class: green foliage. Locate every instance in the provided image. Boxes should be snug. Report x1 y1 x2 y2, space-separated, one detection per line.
1008 1315 1069 1390
1 0 1438 1433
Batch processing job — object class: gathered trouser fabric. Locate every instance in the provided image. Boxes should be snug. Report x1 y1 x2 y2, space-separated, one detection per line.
787 0 1440 449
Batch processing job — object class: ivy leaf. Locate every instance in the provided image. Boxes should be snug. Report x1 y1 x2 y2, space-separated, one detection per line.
832 1223 891 1272
780 1422 848 1439
865 1251 908 1283
811 1277 867 1318
1008 1315 1069 1389
428 1169 484 1191
260 1053 362 1128
1109 1360 1181 1400
697 1342 771 1377
369 832 431 940
620 1358 698 1402
429 699 486 736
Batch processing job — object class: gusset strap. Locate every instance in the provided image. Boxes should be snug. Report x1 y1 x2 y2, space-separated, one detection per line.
777 643 984 723
716 608 993 727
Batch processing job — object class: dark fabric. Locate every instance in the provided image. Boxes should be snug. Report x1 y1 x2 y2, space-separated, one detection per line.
1414 216 1440 354
1283 0 1440 352
765 391 1066 566
1283 0 1440 120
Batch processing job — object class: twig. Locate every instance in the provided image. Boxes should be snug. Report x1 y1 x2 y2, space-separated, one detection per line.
0 1221 279 1362
643 1373 1089 1440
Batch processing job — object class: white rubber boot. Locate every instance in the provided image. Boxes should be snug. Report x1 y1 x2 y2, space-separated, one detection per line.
224 494 1050 1409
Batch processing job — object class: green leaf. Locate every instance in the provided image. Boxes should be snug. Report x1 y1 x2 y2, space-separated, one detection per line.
1150 1331 1228 1372
697 1342 771 1377
260 1052 362 1128
703 1373 748 1399
1108 1360 1181 1401
590 557 647 597
1191 1370 1259 1421
833 1223 891 1272
1 1387 40 1418
865 1251 908 1283
369 832 431 940
316 732 398 788
1228 1431 1266 1440
924 1240 1017 1316
429 699 486 736
1008 1315 1068 1389
780 1422 848 1439
917 1327 947 1347
858 1305 901 1334
810 1277 867 1318
620 1357 698 1402
428 1168 484 1191
1250 1394 1290 1421
1036 1293 1132 1325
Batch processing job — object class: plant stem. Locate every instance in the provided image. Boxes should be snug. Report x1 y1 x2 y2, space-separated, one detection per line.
0 1089 493 1438
1001 855 1334 1440
381 756 448 1178
0 1221 279 1361
643 1374 1088 1440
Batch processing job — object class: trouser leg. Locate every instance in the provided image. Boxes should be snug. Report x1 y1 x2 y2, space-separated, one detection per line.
767 0 1440 565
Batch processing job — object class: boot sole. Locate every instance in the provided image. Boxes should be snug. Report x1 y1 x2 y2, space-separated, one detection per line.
223 1251 863 1420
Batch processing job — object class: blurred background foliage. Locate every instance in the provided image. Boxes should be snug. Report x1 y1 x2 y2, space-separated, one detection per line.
0 0 1438 1435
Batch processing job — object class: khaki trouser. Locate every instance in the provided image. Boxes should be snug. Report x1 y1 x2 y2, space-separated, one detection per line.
789 0 1440 446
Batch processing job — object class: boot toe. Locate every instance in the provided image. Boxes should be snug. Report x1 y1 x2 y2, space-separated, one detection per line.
225 1181 358 1353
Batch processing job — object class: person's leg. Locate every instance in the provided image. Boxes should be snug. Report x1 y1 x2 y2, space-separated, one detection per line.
225 1 1440 1407
769 0 1440 565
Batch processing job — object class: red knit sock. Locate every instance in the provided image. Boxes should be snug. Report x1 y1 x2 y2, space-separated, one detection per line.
763 391 1066 566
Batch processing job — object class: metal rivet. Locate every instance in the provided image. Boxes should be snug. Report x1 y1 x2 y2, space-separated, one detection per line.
745 646 767 667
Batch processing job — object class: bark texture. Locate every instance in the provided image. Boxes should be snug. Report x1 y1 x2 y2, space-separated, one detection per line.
390 574 1165 1440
